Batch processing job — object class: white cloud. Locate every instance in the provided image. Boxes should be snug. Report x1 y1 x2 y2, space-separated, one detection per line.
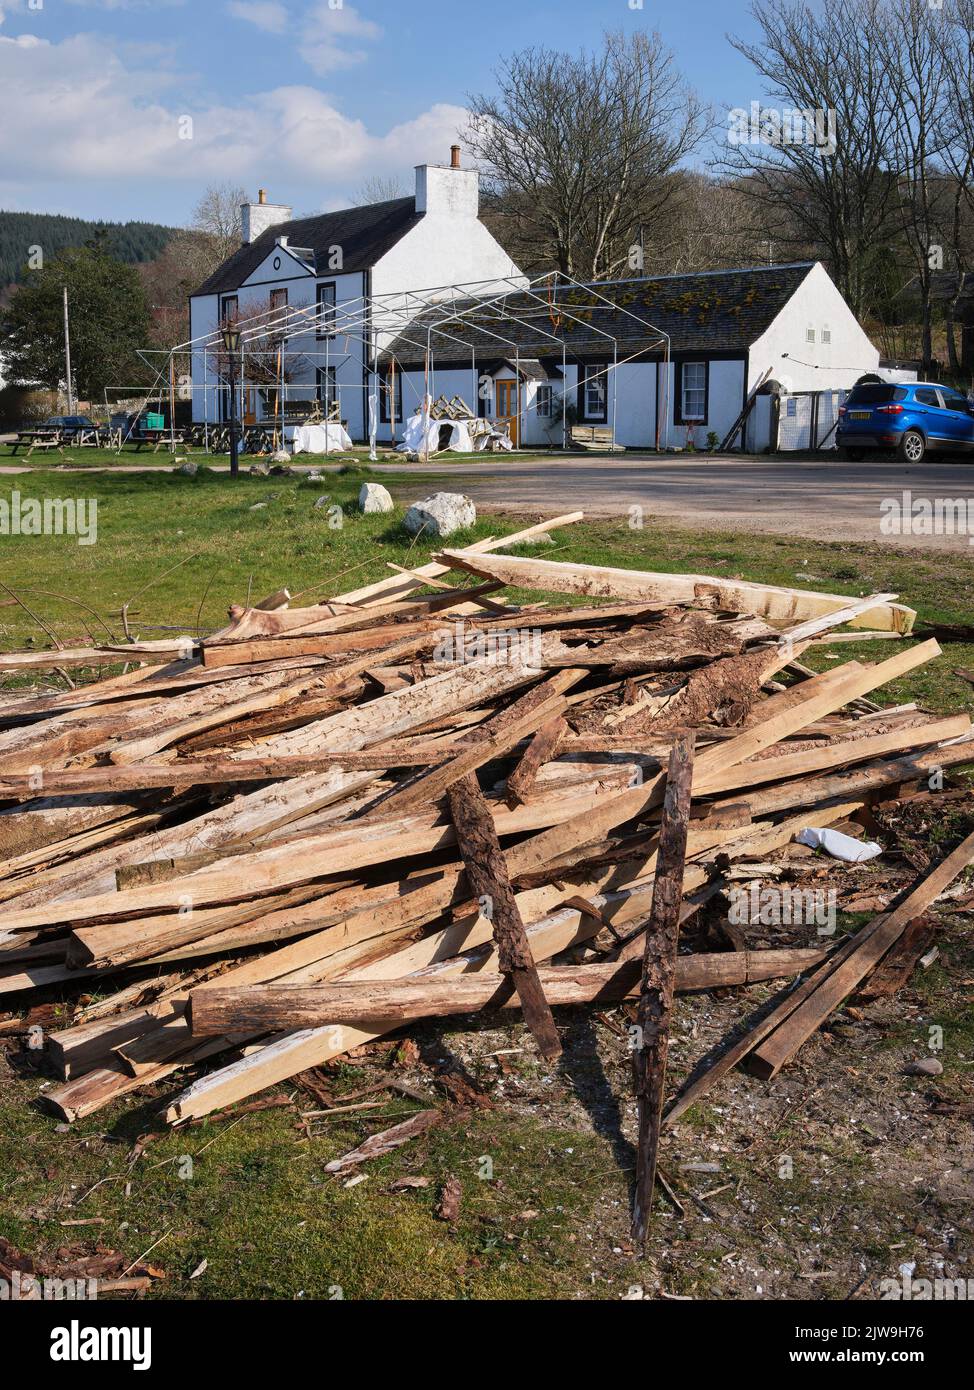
302 1 381 75
225 0 382 74
0 30 464 204
225 1 288 33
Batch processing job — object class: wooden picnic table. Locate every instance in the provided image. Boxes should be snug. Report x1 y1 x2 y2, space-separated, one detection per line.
8 427 66 458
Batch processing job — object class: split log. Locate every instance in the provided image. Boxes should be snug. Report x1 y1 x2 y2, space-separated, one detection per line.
448 773 562 1060
747 829 974 1078
189 948 825 1033
506 714 568 807
631 733 695 1245
436 552 917 633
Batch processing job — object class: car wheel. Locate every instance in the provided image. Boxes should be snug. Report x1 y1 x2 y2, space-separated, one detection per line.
844 447 866 461
899 430 925 463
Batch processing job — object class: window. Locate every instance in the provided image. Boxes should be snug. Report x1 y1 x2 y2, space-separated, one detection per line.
317 366 337 410
269 288 288 314
378 367 403 424
846 384 907 406
679 361 707 422
822 324 831 344
806 326 816 344
940 389 971 413
536 383 553 418
915 387 940 407
786 397 797 417
317 283 337 338
221 295 238 324
582 370 606 421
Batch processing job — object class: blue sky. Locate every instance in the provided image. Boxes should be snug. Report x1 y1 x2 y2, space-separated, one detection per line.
0 0 769 226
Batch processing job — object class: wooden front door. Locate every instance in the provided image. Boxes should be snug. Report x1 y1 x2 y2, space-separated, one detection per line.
494 378 519 447
243 388 258 427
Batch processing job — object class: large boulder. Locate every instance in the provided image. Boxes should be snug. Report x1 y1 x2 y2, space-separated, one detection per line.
359 482 394 514
403 492 476 539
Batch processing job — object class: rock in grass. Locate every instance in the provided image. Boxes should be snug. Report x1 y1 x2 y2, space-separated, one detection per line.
359 482 394 514
904 1057 943 1077
403 492 476 539
177 461 198 477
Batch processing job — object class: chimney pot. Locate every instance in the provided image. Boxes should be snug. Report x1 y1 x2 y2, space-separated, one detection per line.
259 189 267 205
450 145 461 169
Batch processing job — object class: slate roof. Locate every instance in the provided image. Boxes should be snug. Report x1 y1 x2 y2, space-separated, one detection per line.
380 263 817 363
192 197 423 298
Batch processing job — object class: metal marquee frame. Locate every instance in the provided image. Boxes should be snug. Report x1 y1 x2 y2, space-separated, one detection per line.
122 272 671 460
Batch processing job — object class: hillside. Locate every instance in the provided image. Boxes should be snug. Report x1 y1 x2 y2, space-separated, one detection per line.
0 211 176 294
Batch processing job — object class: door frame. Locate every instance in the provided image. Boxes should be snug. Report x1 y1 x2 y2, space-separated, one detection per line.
494 376 520 446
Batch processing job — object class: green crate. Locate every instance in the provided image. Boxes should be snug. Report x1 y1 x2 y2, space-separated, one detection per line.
145 412 165 432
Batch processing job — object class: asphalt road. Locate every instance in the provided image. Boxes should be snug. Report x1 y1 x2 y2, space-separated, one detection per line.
376 453 974 551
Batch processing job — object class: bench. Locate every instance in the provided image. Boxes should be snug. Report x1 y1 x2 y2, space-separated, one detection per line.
570 424 624 452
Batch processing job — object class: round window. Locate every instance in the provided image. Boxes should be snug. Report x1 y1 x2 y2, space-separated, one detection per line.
273 256 282 271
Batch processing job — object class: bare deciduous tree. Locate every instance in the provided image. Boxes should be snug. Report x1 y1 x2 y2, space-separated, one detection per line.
465 30 708 281
721 0 900 318
353 175 407 205
192 182 251 263
879 0 953 369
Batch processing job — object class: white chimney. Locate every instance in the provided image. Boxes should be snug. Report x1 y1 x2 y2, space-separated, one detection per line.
241 188 292 245
415 149 479 219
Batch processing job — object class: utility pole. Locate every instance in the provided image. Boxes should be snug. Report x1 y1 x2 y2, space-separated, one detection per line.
63 287 75 414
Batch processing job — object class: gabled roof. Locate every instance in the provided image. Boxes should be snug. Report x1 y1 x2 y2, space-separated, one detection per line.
380 263 817 363
193 197 423 298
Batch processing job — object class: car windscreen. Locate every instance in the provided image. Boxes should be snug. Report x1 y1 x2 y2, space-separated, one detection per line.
845 385 906 405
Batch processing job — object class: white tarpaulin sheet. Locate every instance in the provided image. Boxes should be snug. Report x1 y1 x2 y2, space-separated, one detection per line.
289 423 353 454
398 413 513 455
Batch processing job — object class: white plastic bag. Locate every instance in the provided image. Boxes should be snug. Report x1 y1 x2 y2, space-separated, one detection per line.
795 826 883 863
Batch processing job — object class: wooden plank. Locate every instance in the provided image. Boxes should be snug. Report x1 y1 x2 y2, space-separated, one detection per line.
631 733 695 1245
506 714 567 806
0 779 635 931
747 829 974 1078
0 640 191 672
448 773 562 1059
437 551 917 633
695 714 970 795
189 948 826 1032
370 670 583 816
166 797 863 1124
779 593 899 644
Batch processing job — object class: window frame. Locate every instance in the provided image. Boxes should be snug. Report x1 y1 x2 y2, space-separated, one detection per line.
675 360 709 426
577 364 607 423
378 367 403 425
316 283 337 339
316 365 338 410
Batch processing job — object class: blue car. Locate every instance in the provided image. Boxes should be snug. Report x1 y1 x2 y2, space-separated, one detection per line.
837 382 974 463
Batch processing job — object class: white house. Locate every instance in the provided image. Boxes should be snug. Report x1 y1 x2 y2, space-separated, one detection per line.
188 148 524 440
189 152 881 452
378 261 883 452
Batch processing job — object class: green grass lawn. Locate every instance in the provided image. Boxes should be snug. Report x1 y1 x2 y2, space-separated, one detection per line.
3 465 974 1301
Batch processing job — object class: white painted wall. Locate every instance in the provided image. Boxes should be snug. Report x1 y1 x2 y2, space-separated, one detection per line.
748 262 880 393
612 364 657 447
371 166 525 352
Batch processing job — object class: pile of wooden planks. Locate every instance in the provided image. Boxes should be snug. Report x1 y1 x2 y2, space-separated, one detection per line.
3 513 973 1235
